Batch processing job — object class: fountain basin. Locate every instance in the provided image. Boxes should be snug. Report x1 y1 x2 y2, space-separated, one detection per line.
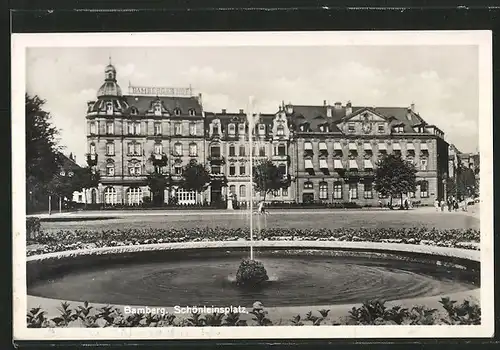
27 241 480 314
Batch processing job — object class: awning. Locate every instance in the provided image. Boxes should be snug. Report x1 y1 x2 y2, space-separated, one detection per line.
334 159 343 169
364 160 373 169
364 142 372 151
319 159 328 169
421 143 429 151
334 142 342 150
348 143 357 151
319 142 327 151
304 142 313 150
407 143 415 150
349 160 358 169
378 143 387 151
392 143 401 151
305 159 314 169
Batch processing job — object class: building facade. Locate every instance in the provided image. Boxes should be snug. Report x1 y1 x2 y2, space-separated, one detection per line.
285 101 449 206
85 63 450 206
85 63 206 205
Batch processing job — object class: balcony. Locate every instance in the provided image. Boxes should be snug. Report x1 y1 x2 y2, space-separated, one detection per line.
208 155 226 165
150 152 168 167
86 153 98 166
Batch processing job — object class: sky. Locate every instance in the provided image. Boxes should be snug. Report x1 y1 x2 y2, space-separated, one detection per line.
26 45 479 166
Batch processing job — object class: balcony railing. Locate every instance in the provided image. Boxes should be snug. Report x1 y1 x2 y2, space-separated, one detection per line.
86 153 98 166
208 155 226 165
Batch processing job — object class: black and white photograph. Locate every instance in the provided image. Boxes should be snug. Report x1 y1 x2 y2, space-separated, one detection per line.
12 31 493 340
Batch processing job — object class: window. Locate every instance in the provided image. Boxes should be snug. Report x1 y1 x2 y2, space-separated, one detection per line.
134 143 142 156
210 146 220 157
348 123 355 133
189 123 196 136
239 185 246 198
304 141 313 151
154 123 162 135
239 145 246 156
189 143 197 156
128 162 142 175
409 191 416 198
282 188 288 196
378 123 385 133
277 125 285 136
174 122 182 135
154 105 162 116
238 123 246 135
349 183 358 200
394 125 404 133
420 180 429 198
364 182 373 199
127 122 134 135
90 122 97 135
212 166 221 174
229 185 236 195
333 182 343 199
258 124 266 135
106 122 114 135
420 158 428 171
229 145 236 156
174 166 182 175
126 187 143 205
259 146 266 157
154 143 163 155
177 188 197 204
106 142 115 155
174 143 182 156
229 165 236 176
278 164 287 176
174 108 181 116
319 182 328 200
239 164 246 175
189 109 196 116
90 143 96 154
278 144 286 156
134 122 141 135
304 181 313 189
131 107 138 115
104 187 117 205
228 124 236 136
106 102 113 115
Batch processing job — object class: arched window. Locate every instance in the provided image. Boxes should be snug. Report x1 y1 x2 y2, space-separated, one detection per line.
106 102 113 115
106 160 115 176
174 108 181 116
420 180 429 198
229 185 236 195
228 123 236 135
304 181 313 189
229 144 236 156
154 104 162 116
126 187 143 205
239 185 246 198
90 188 97 204
319 182 328 200
189 143 197 156
189 109 196 116
128 161 142 176
174 142 183 156
104 187 117 205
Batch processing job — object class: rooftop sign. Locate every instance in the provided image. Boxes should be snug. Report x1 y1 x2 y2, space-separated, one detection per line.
128 84 194 97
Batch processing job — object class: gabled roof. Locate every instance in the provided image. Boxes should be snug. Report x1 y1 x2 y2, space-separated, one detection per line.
57 152 82 170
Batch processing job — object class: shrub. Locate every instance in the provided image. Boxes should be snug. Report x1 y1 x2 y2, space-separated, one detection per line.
235 259 269 287
26 217 41 240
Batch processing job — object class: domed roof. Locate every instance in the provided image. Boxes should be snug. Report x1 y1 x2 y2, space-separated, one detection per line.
97 81 122 97
105 63 116 74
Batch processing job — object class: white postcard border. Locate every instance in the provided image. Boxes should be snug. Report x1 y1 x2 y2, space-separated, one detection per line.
12 30 494 340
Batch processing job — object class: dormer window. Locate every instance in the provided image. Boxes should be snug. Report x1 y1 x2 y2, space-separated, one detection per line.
377 123 385 133
348 123 355 133
238 123 246 136
277 125 285 136
174 108 181 116
154 104 162 116
258 124 266 135
131 107 138 115
394 125 404 133
189 109 195 116
228 123 236 136
106 102 113 115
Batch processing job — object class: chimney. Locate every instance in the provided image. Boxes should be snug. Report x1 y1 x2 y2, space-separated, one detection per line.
406 105 413 120
239 109 244 114
334 102 342 109
323 100 327 106
326 103 332 118
346 101 352 115
221 109 227 114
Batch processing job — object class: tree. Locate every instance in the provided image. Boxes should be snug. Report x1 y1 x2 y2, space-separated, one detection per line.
374 154 417 208
146 171 170 207
252 159 291 203
71 167 101 206
181 159 211 203
26 94 63 212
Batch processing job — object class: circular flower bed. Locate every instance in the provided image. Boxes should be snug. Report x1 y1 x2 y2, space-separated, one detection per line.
26 227 480 256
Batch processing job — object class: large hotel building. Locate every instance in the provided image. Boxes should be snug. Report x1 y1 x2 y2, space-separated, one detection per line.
84 63 449 206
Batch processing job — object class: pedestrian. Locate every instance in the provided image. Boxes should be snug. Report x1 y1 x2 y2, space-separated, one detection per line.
440 199 445 212
404 199 409 210
447 198 452 212
454 199 459 212
434 198 439 212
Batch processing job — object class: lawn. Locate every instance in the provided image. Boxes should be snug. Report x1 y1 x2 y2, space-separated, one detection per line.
40 210 479 233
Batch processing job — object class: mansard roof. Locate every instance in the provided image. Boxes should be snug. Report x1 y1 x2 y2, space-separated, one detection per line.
122 95 202 116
